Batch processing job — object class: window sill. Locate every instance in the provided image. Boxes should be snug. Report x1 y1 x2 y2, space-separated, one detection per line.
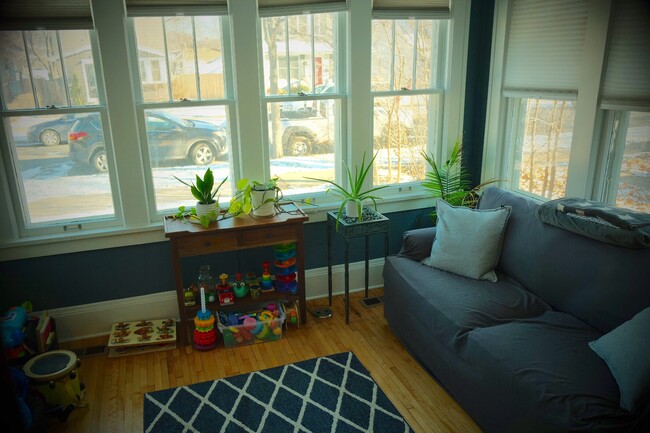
0 192 434 262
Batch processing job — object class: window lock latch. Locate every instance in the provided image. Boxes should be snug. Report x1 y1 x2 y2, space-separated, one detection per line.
298 92 306 97
46 105 57 109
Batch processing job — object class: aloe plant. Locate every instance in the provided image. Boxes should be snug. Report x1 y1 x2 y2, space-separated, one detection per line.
422 139 498 222
306 152 388 226
174 168 227 205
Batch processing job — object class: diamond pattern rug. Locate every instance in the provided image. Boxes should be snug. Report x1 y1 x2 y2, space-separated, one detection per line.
144 351 413 433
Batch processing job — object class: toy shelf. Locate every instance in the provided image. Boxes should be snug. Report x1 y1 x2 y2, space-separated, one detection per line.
164 204 308 346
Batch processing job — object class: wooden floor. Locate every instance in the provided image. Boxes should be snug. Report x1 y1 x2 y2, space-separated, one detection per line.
52 289 481 433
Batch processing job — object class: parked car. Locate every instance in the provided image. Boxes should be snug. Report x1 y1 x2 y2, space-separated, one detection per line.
68 112 228 172
270 114 334 156
26 113 86 146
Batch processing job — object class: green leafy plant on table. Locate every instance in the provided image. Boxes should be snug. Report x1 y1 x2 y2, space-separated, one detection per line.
228 177 282 217
306 152 388 228
422 139 498 223
173 167 228 228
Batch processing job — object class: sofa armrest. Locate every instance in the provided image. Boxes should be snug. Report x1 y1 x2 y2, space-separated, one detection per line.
398 227 437 261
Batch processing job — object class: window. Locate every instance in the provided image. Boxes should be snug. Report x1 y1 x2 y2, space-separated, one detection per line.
260 11 341 195
371 19 449 186
600 111 650 213
505 98 576 199
485 0 649 211
130 15 234 214
0 29 117 234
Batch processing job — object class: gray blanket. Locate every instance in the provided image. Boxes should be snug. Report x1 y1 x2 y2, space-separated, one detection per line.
537 198 650 249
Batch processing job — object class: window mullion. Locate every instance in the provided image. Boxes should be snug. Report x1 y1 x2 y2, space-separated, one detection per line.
22 32 40 108
412 21 418 89
56 32 72 107
91 0 148 227
161 19 174 102
191 17 202 101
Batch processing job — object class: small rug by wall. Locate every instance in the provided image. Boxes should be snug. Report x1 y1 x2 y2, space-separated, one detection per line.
144 351 413 433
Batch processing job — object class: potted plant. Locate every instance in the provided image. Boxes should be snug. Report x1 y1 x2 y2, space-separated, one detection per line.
306 152 388 227
174 168 228 226
229 177 283 217
422 138 498 223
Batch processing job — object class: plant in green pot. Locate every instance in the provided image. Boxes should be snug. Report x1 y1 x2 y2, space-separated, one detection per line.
422 138 498 223
228 177 283 217
306 152 388 228
174 168 228 227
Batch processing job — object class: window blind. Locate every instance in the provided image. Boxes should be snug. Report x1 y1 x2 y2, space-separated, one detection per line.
503 0 589 96
372 0 450 19
258 0 347 17
600 0 650 109
126 0 227 17
0 0 93 30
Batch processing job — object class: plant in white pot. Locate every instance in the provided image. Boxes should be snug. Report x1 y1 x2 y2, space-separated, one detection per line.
174 168 228 227
229 177 283 217
306 152 388 228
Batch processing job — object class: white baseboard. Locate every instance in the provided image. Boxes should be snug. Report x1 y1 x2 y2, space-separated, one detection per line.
48 258 385 342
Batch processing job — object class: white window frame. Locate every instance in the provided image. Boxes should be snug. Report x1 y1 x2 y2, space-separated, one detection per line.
370 17 450 188
0 28 121 239
126 13 238 218
483 0 649 207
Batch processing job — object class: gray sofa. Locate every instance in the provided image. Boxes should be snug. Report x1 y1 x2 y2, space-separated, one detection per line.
383 187 650 432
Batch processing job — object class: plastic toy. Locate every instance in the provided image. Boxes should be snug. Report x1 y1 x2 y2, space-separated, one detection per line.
233 273 249 298
260 261 274 292
283 301 300 328
193 287 217 350
273 243 298 293
217 273 234 306
1 305 28 348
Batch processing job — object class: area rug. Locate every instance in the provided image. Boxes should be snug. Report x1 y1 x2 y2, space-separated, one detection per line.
144 351 413 433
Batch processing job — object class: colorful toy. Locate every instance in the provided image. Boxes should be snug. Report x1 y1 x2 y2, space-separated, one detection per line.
260 261 274 292
283 301 300 328
216 303 285 348
217 273 234 306
273 243 298 294
1 305 28 348
193 287 217 350
233 272 249 298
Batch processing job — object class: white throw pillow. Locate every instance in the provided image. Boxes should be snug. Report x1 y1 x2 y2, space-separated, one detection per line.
423 199 511 282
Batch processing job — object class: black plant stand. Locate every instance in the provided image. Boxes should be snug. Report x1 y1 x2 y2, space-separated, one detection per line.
327 208 390 324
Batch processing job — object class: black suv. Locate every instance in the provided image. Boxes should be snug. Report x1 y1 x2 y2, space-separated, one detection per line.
68 112 227 172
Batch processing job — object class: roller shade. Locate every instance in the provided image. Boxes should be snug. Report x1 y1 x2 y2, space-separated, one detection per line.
600 0 650 109
258 0 347 17
126 0 228 17
372 0 450 19
0 0 93 30
503 0 589 96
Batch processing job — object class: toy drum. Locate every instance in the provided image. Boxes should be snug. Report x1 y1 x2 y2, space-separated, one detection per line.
23 350 84 408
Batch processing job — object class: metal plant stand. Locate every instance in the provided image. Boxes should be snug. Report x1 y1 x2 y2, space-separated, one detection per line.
327 208 390 324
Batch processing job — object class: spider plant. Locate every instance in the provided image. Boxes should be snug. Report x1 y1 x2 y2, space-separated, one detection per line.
422 139 498 223
306 152 388 227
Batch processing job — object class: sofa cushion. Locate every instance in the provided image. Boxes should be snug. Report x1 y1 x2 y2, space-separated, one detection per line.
423 200 511 282
589 306 650 412
383 255 551 350
464 311 636 431
478 187 650 333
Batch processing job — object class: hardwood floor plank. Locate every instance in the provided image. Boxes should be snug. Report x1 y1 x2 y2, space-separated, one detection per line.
50 289 481 433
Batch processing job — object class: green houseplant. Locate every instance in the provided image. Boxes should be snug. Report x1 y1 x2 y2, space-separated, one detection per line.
306 152 388 227
228 177 283 217
174 168 228 227
422 139 498 223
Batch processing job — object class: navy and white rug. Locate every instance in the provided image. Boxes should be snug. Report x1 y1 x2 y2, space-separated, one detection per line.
144 351 413 433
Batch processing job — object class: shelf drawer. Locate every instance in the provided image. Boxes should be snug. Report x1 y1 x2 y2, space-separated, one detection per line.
240 224 298 246
177 232 238 256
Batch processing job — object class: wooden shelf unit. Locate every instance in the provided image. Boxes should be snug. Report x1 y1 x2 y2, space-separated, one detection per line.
164 206 308 345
